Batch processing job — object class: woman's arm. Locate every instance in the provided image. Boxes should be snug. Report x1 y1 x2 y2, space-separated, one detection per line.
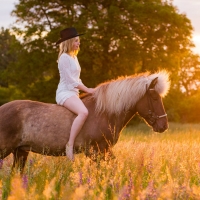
76 84 95 94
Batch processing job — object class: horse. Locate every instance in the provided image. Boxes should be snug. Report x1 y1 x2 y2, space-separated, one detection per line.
0 70 170 172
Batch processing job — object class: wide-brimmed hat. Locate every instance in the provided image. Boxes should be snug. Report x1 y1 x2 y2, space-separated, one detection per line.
56 27 84 45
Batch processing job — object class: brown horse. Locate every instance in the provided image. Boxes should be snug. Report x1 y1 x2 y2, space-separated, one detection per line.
0 70 170 172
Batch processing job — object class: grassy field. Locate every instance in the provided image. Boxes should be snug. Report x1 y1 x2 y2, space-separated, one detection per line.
1 123 200 199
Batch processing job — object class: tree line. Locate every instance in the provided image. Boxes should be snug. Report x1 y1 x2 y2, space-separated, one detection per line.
0 0 200 122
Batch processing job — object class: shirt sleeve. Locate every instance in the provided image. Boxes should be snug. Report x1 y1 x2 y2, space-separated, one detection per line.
75 57 83 85
58 55 80 90
79 78 83 85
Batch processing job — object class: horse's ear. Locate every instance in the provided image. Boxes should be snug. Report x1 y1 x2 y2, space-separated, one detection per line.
149 77 158 89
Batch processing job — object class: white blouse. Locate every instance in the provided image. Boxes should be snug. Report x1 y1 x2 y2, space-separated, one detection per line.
56 53 83 105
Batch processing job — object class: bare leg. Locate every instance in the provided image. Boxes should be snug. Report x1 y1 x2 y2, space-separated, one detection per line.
63 95 88 161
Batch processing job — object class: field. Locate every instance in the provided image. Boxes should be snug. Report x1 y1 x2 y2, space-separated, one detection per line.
1 123 200 199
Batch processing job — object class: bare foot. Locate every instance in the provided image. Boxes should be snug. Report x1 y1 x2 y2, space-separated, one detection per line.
66 144 74 161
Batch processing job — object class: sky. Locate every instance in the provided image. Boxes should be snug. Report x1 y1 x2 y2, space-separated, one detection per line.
0 0 200 55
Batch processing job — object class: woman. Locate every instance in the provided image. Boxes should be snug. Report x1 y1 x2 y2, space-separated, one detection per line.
55 27 95 161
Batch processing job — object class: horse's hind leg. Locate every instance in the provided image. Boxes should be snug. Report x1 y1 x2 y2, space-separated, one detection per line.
12 148 29 174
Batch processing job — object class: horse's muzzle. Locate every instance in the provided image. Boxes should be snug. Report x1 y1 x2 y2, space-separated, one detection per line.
153 123 168 133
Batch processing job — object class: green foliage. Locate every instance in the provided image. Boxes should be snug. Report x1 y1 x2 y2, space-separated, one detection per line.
179 92 200 123
0 28 22 87
0 87 10 105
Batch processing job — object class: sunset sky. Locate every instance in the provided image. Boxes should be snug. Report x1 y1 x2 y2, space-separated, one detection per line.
0 0 200 55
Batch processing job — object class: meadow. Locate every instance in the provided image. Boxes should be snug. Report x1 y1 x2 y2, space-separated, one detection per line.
1 122 200 200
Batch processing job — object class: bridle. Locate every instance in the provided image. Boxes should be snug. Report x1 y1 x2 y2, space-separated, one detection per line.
146 86 167 125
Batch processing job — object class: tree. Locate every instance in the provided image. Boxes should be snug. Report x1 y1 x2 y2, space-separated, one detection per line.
5 0 197 116
0 28 22 87
0 28 25 104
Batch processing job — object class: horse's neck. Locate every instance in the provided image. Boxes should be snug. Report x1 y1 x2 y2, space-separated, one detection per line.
84 96 136 132
82 96 136 145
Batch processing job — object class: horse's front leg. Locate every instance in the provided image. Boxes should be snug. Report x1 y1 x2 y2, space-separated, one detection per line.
12 148 29 174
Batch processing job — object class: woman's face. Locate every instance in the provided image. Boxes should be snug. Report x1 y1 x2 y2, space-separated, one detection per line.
72 37 80 51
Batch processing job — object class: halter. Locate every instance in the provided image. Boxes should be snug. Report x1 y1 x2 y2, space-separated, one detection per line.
146 86 167 125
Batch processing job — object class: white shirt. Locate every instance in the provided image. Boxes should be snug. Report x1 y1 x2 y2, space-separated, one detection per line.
56 53 83 105
57 53 83 91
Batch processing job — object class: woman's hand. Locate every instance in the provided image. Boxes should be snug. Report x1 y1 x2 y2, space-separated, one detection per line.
87 88 95 94
76 84 96 94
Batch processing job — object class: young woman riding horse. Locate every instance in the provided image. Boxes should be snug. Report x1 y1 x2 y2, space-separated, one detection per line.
55 27 95 161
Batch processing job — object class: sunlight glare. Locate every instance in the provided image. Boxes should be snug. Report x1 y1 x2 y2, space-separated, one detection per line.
192 34 200 55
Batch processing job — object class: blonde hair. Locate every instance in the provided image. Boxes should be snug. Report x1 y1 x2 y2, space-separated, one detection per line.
58 37 80 59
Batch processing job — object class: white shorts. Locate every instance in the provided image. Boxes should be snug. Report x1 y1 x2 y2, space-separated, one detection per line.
56 90 79 105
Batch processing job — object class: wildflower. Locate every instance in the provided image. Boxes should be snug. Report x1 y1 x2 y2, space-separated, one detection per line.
29 159 34 166
146 180 158 199
87 177 91 188
79 171 83 185
119 185 131 200
22 175 28 189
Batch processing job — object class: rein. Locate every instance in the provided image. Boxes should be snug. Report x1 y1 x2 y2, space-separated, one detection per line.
146 87 167 125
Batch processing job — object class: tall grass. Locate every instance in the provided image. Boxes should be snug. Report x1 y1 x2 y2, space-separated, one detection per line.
1 123 200 199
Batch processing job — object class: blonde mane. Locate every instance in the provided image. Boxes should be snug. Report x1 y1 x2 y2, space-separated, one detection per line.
93 70 170 115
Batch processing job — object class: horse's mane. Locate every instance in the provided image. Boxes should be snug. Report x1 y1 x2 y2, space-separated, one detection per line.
93 70 170 115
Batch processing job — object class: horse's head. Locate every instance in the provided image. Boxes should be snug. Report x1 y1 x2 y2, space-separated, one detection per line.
136 77 168 133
